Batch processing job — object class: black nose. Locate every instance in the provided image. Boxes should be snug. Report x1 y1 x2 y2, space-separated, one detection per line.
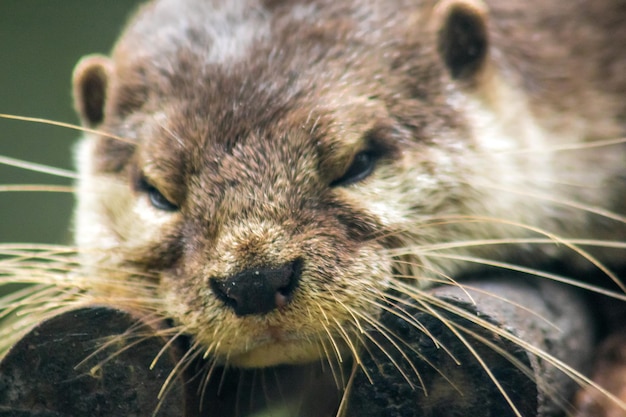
210 259 303 316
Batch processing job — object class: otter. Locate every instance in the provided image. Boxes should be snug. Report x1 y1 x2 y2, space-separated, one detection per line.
6 0 626 415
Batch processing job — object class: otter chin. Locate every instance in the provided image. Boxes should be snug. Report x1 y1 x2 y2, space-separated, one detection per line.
228 338 327 368
65 0 626 414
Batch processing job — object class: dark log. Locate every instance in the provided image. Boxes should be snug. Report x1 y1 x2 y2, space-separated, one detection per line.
0 278 598 416
0 307 189 417
345 278 596 417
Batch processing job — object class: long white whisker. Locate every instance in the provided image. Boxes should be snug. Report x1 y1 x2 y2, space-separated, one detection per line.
424 252 626 301
0 113 133 144
414 296 524 417
0 155 77 179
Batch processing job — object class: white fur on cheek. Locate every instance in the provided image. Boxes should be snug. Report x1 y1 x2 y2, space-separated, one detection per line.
124 197 177 248
74 136 119 252
74 136 177 258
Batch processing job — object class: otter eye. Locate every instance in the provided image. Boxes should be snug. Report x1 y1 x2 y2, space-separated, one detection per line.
148 185 178 211
330 150 377 187
138 177 179 212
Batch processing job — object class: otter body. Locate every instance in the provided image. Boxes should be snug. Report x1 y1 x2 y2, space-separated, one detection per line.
69 0 626 413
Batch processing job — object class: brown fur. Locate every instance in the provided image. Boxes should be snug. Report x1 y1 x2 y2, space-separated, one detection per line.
68 0 625 412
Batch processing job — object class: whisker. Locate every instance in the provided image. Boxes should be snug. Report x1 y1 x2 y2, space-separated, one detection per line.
391 260 478 304
159 338 203 400
424 252 626 301
0 243 79 252
394 237 626 254
348 308 422 391
156 343 205 417
493 135 626 155
198 352 221 410
0 155 77 179
391 278 561 333
414 296 525 417
358 293 467 394
419 291 626 414
335 360 358 417
371 289 461 363
0 184 75 193
329 315 361 365
0 113 134 144
74 317 164 371
192 344 226 406
454 322 573 412
315 320 346 390
150 325 190 370
316 303 344 364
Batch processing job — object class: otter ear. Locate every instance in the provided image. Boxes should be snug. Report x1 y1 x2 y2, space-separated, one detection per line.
434 0 489 81
73 55 114 128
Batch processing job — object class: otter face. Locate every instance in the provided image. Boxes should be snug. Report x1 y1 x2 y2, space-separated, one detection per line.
71 0 544 367
74 98 403 366
73 85 412 367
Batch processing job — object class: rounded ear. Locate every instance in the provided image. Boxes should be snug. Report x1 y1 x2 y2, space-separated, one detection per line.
72 55 114 127
434 0 489 81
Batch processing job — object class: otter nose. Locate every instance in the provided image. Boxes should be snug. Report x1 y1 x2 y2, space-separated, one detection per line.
210 259 302 316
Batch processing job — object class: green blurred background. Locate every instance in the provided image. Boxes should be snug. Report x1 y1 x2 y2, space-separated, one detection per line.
1 1 142 245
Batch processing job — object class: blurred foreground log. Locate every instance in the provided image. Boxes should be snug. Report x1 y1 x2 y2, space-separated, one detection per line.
0 278 606 416
345 278 596 417
0 307 189 416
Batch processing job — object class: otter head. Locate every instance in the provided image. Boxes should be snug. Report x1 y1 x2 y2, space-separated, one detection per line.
71 0 506 368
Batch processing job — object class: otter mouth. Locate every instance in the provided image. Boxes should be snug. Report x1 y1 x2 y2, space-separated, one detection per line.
265 324 289 342
229 331 331 368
